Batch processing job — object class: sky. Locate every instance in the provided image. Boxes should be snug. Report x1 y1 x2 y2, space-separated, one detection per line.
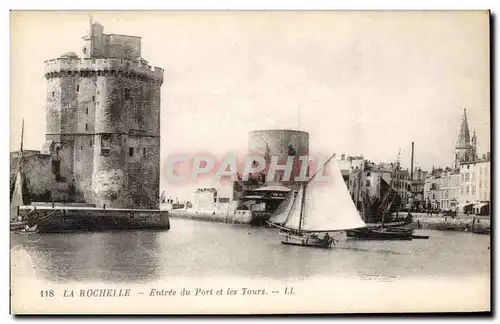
10 11 490 200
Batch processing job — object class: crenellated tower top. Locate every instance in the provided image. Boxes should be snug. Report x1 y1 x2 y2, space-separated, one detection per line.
45 18 163 83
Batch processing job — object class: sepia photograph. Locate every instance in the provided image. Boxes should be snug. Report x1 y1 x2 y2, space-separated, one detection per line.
9 10 491 314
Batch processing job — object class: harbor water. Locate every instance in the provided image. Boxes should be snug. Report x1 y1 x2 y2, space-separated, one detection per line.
10 218 490 283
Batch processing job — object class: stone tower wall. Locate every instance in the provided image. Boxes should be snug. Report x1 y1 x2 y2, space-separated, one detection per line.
45 57 163 208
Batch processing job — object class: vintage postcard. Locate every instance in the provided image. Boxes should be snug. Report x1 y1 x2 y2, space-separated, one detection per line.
9 10 491 314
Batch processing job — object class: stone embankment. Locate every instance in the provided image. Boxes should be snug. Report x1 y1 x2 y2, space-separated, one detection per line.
169 208 253 225
411 213 490 234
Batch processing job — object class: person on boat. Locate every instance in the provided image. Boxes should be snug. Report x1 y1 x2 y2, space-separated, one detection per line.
323 233 331 244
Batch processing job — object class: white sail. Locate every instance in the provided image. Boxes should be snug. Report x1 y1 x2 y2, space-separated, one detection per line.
283 184 304 230
10 169 24 221
301 158 366 232
268 189 296 225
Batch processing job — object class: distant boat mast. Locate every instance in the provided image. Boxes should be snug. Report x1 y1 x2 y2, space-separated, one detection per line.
20 119 24 156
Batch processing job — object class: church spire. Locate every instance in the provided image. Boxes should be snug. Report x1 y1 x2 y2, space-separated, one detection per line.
456 108 470 149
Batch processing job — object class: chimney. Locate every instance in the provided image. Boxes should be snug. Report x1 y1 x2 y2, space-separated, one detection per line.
410 142 414 180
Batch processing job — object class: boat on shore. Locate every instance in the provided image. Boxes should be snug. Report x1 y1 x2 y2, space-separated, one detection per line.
267 153 367 249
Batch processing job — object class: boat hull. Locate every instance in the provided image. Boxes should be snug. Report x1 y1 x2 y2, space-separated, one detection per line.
19 206 171 233
280 232 335 249
345 228 413 240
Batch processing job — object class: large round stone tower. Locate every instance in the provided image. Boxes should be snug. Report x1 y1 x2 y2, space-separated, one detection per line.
248 129 309 185
43 18 164 209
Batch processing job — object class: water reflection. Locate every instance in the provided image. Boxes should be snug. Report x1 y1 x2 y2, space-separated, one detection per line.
11 231 162 283
10 218 490 284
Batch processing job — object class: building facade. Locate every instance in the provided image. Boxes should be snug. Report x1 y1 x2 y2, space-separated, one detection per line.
423 109 490 214
40 19 164 209
458 155 491 207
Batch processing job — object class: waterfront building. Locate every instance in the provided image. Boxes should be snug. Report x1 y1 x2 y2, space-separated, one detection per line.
458 154 491 212
424 169 442 211
409 167 426 210
11 18 164 209
423 108 490 214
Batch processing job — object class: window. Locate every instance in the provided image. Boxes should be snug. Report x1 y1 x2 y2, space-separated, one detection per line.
52 91 55 98
77 85 80 93
479 180 482 189
100 135 111 156
80 146 83 151
92 95 95 102
129 147 134 157
90 139 93 147
149 90 152 97
143 148 146 157
366 172 371 176
52 160 61 181
86 107 88 115
124 88 130 100
366 180 370 187
85 124 88 131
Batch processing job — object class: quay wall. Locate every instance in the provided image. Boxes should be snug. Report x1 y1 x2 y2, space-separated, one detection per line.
18 206 170 233
412 215 490 233
170 209 253 225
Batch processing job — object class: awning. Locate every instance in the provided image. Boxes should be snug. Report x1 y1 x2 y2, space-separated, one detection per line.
240 195 264 200
253 185 291 192
475 203 489 209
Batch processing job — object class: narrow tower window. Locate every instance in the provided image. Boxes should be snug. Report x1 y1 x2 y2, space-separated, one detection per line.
77 85 80 93
143 148 146 157
52 91 55 98
85 124 88 131
92 95 95 102
129 147 134 157
124 88 130 100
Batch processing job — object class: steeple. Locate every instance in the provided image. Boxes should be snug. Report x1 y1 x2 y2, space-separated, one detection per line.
456 108 470 149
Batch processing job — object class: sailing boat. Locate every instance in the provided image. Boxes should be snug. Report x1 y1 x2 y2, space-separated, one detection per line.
267 153 366 249
10 120 32 231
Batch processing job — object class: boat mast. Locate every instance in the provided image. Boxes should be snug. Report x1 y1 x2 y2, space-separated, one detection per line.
17 119 24 171
297 153 336 232
20 119 24 155
307 153 336 184
298 184 306 232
